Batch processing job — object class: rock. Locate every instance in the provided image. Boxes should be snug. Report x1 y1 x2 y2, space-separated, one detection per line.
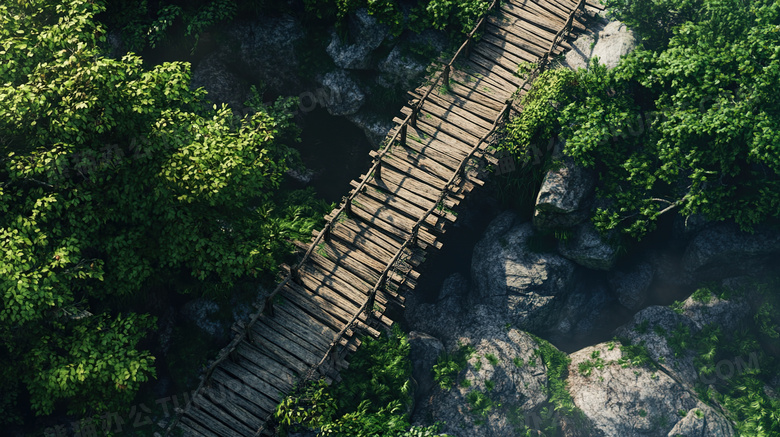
681 223 780 281
666 408 736 437
227 15 305 96
326 8 389 70
471 213 578 332
533 157 595 231
378 45 427 88
408 332 445 405
614 306 700 383
568 341 735 437
346 111 394 147
404 273 469 345
191 51 251 110
286 167 317 185
681 289 751 332
558 222 620 271
317 70 365 116
414 327 549 437
552 275 616 339
181 298 225 340
609 262 654 310
561 17 638 70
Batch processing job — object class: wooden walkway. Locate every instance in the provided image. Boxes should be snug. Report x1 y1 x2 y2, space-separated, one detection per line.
168 0 603 435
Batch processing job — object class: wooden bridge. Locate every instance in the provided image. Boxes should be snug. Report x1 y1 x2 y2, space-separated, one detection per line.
168 0 603 435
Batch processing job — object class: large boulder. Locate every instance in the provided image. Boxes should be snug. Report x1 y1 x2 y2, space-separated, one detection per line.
346 111 394 147
608 262 654 310
561 17 638 70
568 342 735 437
404 273 470 345
317 70 366 116
227 15 305 95
191 51 251 110
558 222 620 271
681 223 780 281
533 157 595 231
408 332 445 406
471 213 578 332
551 275 617 342
326 8 389 70
414 326 550 437
614 306 701 383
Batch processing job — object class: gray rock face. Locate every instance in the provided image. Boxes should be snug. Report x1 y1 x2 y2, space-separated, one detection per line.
346 111 394 147
378 45 427 88
326 9 389 70
558 222 620 271
471 213 578 332
533 157 595 231
666 408 736 437
568 342 734 437
228 15 305 95
191 51 251 110
415 327 549 437
181 298 225 339
681 292 751 332
553 276 615 339
404 273 470 346
609 262 654 310
317 70 366 116
408 332 445 406
682 223 780 280
614 306 701 383
561 18 638 70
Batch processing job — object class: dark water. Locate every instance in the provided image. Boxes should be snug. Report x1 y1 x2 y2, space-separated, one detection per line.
289 108 374 204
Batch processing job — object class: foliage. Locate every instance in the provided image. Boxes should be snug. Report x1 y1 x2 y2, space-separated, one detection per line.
303 0 490 38
275 327 448 436
0 0 324 423
505 0 780 239
99 0 238 53
432 343 475 389
528 335 581 418
658 281 780 436
600 0 701 48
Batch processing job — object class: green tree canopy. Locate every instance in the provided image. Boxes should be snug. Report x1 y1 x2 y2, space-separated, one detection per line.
503 0 780 238
1 0 319 421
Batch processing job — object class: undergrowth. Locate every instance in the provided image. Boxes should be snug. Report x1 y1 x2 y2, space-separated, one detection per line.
274 326 448 436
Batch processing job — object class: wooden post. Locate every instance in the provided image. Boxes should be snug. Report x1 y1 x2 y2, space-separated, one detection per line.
365 290 376 318
410 104 418 128
464 38 471 58
442 64 450 89
265 295 275 317
229 348 239 363
400 123 407 147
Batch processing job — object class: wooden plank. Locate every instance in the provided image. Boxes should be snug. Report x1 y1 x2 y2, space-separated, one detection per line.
380 151 451 190
281 282 349 330
407 107 482 145
469 49 527 87
485 23 551 59
356 175 447 226
332 219 403 258
180 416 221 437
486 14 555 51
481 31 539 64
303 249 392 308
255 316 329 358
296 266 365 314
187 405 247 437
218 361 286 407
350 192 443 247
211 367 280 414
235 341 297 392
388 121 472 162
249 326 315 374
191 395 256 437
271 300 340 348
201 384 266 430
420 69 509 109
401 103 492 141
410 85 503 123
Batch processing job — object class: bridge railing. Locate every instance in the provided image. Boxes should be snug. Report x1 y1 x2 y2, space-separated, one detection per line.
166 0 587 434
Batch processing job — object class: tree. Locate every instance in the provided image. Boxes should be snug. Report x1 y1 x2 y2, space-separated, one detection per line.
0 0 318 421
503 0 780 239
